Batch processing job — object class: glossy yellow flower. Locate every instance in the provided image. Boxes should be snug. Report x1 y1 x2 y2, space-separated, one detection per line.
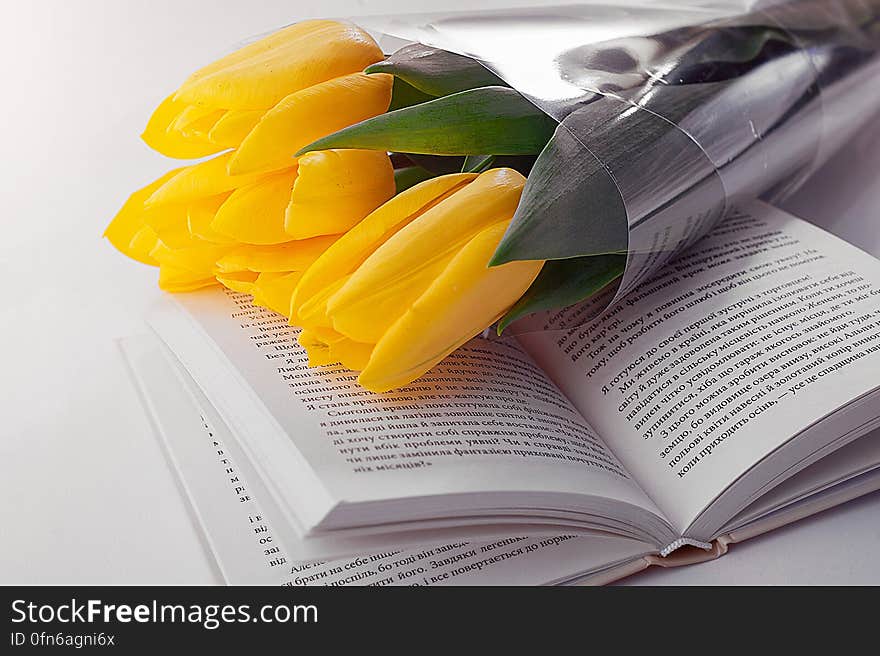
291 172 477 326
105 147 392 293
284 150 395 239
141 20 390 161
107 17 544 395
110 17 395 303
111 181 235 293
293 168 544 393
228 73 392 175
140 148 393 246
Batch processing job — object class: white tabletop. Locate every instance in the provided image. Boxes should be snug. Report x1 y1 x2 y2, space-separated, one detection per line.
2 0 878 585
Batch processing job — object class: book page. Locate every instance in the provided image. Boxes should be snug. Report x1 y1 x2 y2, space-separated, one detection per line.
725 427 880 532
152 287 667 535
122 334 656 585
517 201 880 532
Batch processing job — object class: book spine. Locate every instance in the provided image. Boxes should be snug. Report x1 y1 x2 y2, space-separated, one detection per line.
659 537 714 557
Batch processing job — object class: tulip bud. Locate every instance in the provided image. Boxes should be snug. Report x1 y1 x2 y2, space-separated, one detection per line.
112 19 397 302
291 172 477 328
105 147 393 293
141 20 389 161
228 73 392 175
358 220 542 392
293 168 544 392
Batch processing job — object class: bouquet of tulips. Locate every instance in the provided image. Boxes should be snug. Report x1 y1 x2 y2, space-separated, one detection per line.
107 2 880 392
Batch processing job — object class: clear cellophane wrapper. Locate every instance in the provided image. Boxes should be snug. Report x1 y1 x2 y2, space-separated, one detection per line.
357 0 880 333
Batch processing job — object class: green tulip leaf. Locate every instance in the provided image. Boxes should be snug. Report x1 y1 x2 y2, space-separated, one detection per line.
461 154 495 173
296 86 557 157
366 44 507 96
388 76 437 111
394 165 435 193
490 109 629 265
497 254 625 333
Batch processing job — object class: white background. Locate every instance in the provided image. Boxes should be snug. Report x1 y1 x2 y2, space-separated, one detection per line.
1 0 878 584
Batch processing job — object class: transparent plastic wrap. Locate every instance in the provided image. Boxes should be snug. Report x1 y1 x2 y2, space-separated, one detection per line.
359 0 880 332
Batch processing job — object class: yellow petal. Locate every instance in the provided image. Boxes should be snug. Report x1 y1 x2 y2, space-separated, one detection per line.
298 329 338 367
182 21 341 87
229 72 392 175
208 109 264 147
215 235 338 273
358 221 543 392
154 241 227 292
186 194 235 243
159 266 220 292
171 104 221 132
252 271 304 318
215 270 259 294
150 224 195 250
176 21 384 110
283 150 394 240
295 326 371 370
210 170 297 245
145 152 279 207
329 338 374 371
127 225 161 265
153 241 232 277
141 94 225 159
308 326 348 344
292 173 476 318
328 168 526 343
105 168 184 265
296 275 351 330
179 109 226 140
335 255 455 343
143 204 195 249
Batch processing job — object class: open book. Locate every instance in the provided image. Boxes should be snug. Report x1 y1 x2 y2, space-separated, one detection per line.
122 200 880 585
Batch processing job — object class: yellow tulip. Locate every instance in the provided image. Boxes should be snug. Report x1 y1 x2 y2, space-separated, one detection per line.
105 169 236 291
106 148 388 297
209 149 393 245
284 150 395 239
141 94 222 159
327 169 525 343
176 21 384 110
133 148 393 249
211 169 300 245
293 168 544 393
291 172 476 325
141 20 388 160
228 73 392 175
109 19 405 337
357 221 541 392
